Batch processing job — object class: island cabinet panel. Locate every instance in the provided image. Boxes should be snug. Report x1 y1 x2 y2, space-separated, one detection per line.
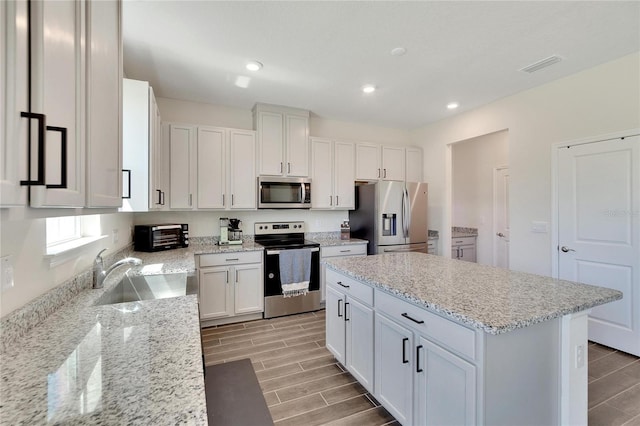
415 337 476 426
375 312 415 425
325 269 375 393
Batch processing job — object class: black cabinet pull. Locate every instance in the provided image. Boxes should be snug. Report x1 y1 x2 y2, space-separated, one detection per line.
121 170 131 199
402 313 425 324
338 299 343 317
337 281 350 289
344 302 350 321
44 126 67 189
154 188 161 204
402 337 409 364
416 345 424 372
20 112 46 186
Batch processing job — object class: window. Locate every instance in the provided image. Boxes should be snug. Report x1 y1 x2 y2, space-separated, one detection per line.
45 215 105 263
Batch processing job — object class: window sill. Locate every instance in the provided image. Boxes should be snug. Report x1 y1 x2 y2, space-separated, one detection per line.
45 235 108 268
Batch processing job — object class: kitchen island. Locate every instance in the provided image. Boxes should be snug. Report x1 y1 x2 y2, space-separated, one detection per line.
324 252 622 426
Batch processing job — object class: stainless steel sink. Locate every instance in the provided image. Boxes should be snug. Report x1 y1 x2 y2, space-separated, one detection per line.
94 272 197 306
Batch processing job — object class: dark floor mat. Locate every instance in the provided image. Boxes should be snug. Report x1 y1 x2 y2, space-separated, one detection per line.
204 358 274 426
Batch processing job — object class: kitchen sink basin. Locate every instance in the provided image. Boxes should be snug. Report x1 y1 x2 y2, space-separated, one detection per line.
94 272 197 306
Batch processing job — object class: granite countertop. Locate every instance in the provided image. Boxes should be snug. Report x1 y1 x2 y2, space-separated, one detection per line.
0 253 207 424
310 237 368 247
324 252 622 335
452 227 478 238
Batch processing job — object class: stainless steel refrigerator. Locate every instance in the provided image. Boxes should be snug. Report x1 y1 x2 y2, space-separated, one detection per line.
349 181 428 255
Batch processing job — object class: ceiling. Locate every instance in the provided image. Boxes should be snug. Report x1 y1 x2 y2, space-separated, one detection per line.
123 1 640 130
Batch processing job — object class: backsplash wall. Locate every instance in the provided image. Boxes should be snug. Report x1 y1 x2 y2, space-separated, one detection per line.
134 210 348 237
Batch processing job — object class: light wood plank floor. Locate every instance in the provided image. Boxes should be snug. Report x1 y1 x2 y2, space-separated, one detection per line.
202 311 640 426
202 310 396 426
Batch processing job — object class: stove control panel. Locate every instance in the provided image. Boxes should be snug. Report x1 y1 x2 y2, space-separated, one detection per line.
255 221 305 234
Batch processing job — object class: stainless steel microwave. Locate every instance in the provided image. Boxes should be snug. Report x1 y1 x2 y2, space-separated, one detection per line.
258 177 311 209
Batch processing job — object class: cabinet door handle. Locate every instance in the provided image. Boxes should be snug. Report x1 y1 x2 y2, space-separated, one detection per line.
336 195 339 206
189 193 193 206
154 188 161 204
383 168 387 178
44 126 67 189
226 270 229 284
231 194 234 206
225 258 239 262
288 162 291 174
280 162 283 173
401 312 425 324
336 281 350 289
121 170 131 199
416 345 424 372
222 194 225 205
344 302 350 321
402 337 409 364
377 168 380 178
330 196 332 206
338 299 343 317
160 191 165 205
20 112 46 186
236 269 238 283
339 249 351 253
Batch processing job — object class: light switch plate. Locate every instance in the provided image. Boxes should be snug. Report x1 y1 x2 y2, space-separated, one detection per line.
1 255 15 292
531 221 549 233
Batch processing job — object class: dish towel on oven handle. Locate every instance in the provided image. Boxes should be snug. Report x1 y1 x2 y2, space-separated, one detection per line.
279 248 312 297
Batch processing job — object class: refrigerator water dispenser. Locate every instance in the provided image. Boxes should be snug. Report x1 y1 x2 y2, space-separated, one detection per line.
382 213 396 236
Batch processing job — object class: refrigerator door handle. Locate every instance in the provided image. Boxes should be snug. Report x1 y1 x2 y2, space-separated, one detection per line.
404 187 411 238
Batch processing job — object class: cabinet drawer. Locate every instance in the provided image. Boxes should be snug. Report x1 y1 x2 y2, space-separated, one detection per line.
452 236 476 246
326 269 373 306
375 290 476 361
197 251 263 267
321 244 367 258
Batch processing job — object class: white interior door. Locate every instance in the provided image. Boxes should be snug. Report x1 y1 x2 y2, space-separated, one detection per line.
493 167 510 268
558 135 640 356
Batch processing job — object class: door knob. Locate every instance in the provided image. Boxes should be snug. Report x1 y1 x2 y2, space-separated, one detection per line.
561 246 576 253
496 232 505 237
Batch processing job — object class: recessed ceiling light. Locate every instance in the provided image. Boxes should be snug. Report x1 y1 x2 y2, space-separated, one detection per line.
246 61 263 71
362 85 376 94
447 102 459 110
390 47 407 56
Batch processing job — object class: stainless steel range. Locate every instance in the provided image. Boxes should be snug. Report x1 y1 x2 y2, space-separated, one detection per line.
255 221 321 318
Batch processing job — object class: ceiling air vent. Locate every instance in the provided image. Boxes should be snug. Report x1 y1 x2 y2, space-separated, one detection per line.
520 55 562 73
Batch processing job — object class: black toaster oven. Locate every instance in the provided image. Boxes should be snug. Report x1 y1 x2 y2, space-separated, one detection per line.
134 224 189 252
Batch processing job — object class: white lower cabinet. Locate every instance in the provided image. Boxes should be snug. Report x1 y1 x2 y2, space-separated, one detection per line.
320 243 367 301
325 270 374 393
197 251 263 323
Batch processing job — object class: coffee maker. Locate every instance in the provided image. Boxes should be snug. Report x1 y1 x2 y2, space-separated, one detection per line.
218 218 243 245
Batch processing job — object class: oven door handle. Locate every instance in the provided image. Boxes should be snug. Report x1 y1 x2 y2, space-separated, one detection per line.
266 247 319 255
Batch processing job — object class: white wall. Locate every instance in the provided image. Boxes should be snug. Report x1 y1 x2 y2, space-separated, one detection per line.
0 212 134 317
135 210 347 237
452 131 509 265
411 52 640 276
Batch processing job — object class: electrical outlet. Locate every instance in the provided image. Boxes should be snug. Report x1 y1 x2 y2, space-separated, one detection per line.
112 229 119 244
1 255 15 292
575 344 585 368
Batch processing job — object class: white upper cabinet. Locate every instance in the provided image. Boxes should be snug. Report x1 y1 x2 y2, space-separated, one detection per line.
168 123 197 209
311 138 354 210
1 0 29 207
122 80 165 211
197 126 226 209
168 124 256 211
355 142 382 181
2 0 122 209
228 129 256 209
29 0 86 207
85 0 122 207
381 146 405 181
253 103 309 177
405 147 423 182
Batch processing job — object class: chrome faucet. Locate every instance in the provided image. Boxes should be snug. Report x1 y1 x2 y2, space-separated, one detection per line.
93 249 142 289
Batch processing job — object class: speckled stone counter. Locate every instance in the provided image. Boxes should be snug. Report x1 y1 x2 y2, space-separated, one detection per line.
324 252 622 334
452 226 478 238
309 236 368 247
0 253 207 424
